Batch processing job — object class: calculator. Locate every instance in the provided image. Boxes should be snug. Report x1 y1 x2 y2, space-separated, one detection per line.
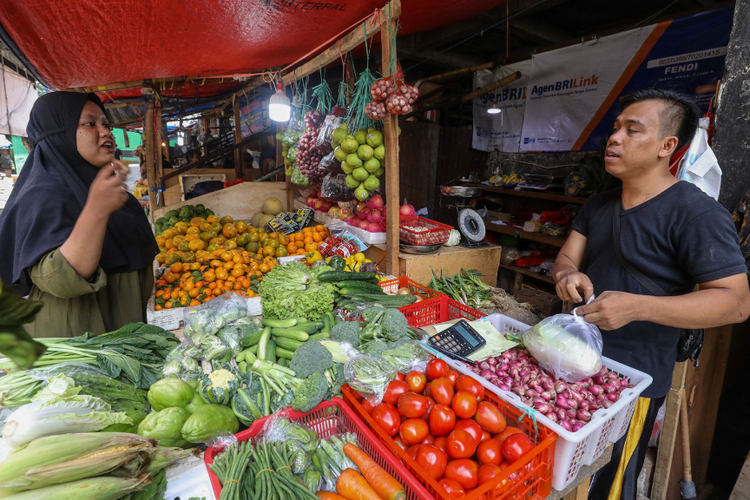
428 320 486 357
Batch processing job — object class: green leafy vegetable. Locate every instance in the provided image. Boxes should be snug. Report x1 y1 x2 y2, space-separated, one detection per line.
259 263 335 321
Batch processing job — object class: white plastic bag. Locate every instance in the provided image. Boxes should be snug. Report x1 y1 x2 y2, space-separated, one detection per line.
521 310 603 383
676 117 721 200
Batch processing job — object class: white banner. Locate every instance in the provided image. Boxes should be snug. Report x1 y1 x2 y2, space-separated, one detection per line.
0 69 37 138
472 60 530 152
520 26 655 151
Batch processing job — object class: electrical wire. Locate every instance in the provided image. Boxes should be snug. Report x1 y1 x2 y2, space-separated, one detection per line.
404 0 554 73
627 0 682 29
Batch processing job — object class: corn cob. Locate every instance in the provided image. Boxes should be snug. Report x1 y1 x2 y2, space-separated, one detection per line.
0 475 147 500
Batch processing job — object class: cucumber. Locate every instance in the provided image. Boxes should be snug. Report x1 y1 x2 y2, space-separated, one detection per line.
336 281 385 294
257 327 271 360
239 349 257 364
238 361 247 373
317 271 378 283
287 322 322 334
241 330 264 348
339 287 385 297
349 294 418 306
262 318 298 328
265 339 276 363
308 332 331 341
275 337 305 351
321 313 332 335
276 347 295 360
277 357 289 367
247 344 258 354
270 328 310 341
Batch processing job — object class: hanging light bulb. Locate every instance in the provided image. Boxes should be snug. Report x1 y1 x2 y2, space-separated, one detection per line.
487 99 502 115
269 83 291 122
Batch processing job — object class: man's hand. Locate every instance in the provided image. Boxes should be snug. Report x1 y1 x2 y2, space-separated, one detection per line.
575 291 642 330
555 270 595 303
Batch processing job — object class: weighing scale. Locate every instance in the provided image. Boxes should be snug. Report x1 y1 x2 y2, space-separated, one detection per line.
456 209 488 248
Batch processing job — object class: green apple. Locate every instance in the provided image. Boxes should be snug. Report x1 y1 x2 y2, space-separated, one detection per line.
342 136 358 153
355 129 367 145
357 144 374 161
364 175 381 191
375 167 385 177
352 167 370 182
366 130 383 148
346 153 362 167
373 144 385 160
345 174 360 189
364 158 380 173
333 146 347 162
341 160 353 174
355 185 370 201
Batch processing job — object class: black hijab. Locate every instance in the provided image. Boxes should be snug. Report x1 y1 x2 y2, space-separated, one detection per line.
0 92 158 295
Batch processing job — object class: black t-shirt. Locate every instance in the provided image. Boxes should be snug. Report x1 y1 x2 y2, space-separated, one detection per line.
572 181 747 397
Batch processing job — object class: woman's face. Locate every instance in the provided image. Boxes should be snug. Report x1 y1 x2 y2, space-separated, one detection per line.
76 100 115 167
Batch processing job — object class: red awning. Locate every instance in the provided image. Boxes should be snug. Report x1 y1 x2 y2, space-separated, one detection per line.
1 0 505 92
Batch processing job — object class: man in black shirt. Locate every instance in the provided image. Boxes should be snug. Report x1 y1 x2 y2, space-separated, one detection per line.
552 89 750 500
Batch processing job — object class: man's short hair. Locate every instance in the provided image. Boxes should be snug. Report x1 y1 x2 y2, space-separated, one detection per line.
620 89 700 151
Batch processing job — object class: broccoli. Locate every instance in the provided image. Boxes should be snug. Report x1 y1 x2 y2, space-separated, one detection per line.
363 339 389 357
330 321 362 348
289 340 334 379
327 363 346 396
380 309 408 342
361 306 385 323
292 372 330 413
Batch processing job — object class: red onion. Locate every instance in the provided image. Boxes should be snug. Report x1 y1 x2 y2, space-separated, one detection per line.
487 357 497 366
602 383 617 394
592 374 604 385
589 385 603 396
577 409 592 422
525 389 539 399
556 409 567 420
566 409 577 419
601 399 613 409
497 383 510 391
499 362 509 373
607 392 620 403
534 402 551 414
554 381 567 394
546 411 559 423
521 374 532 384
511 379 521 388
512 387 526 397
572 422 585 432
480 369 493 379
579 400 590 411
479 361 490 371
556 394 571 409
542 380 554 392
489 376 499 385
620 377 630 387
540 391 553 402
471 366 481 374
364 101 386 120
503 377 513 386
561 419 573 432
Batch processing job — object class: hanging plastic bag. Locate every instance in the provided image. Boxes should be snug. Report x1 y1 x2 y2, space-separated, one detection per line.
676 117 721 201
320 172 355 200
521 309 603 383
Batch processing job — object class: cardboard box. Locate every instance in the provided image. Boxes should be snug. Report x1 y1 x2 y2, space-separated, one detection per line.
515 287 562 317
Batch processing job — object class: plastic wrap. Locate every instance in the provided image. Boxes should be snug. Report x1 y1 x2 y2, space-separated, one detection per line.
522 311 603 383
343 354 398 402
320 172 354 200
316 114 343 152
381 341 430 373
184 293 247 338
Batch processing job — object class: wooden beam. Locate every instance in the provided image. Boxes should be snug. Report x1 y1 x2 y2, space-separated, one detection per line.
415 62 496 84
155 101 164 207
652 362 689 500
729 453 750 500
143 99 157 218
233 96 243 180
381 13 400 276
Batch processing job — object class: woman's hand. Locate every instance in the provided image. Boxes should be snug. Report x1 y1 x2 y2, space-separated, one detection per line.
86 162 129 215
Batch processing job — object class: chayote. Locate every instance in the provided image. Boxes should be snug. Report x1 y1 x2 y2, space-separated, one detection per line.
185 391 208 414
138 407 191 447
147 377 195 411
181 404 239 443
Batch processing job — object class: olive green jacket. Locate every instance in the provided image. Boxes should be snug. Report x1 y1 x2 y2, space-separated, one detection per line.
26 250 153 338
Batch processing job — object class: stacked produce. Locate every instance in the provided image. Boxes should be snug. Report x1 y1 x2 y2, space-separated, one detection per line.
154 203 214 236
323 253 376 273
333 125 385 202
466 346 633 432
367 78 419 117
429 269 541 325
355 359 537 497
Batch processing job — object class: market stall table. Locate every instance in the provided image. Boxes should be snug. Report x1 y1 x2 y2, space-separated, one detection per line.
364 244 503 286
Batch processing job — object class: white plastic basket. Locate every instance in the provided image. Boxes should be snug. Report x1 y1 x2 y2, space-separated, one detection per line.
444 313 653 491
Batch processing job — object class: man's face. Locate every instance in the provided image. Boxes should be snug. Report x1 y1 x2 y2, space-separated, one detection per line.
604 100 676 180
76 100 115 167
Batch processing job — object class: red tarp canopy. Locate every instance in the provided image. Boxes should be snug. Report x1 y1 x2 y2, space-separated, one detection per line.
1 0 505 92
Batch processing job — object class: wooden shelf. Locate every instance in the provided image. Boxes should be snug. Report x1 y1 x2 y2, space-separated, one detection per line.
484 220 567 247
498 263 556 285
472 184 588 204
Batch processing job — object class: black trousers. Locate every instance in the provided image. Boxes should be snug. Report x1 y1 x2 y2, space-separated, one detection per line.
588 396 666 500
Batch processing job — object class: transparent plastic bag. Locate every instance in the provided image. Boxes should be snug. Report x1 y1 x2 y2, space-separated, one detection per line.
316 114 343 152
261 415 319 452
184 293 247 337
381 340 430 373
320 172 355 200
344 354 398 402
216 324 243 355
522 310 603 383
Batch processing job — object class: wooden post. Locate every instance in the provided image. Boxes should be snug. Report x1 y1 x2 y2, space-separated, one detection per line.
278 124 292 210
381 13 400 276
233 96 243 179
651 362 688 500
155 100 164 207
143 98 157 218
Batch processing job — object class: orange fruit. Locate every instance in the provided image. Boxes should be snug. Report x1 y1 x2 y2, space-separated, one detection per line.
312 232 323 243
262 246 275 257
189 288 200 298
236 221 248 234
278 234 290 245
231 267 244 278
223 261 234 270
200 222 212 232
275 247 288 257
220 215 234 225
169 262 183 273
156 253 167 264
225 240 238 250
174 222 189 234
305 242 318 252
206 215 220 224
303 236 313 244
186 226 200 235
221 251 233 262
216 268 228 280
222 224 237 238
191 217 206 227
259 263 270 273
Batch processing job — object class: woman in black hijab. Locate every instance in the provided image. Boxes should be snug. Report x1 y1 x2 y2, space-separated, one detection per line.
0 92 158 337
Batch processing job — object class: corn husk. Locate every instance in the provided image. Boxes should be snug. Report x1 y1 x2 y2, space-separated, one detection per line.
0 475 146 500
0 433 153 497
145 446 197 473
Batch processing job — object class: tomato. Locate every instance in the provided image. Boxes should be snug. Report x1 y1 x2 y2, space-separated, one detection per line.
426 358 449 380
445 370 459 386
406 371 427 393
439 478 466 499
407 444 420 460
422 432 436 444
400 418 429 445
397 392 430 418
480 431 491 443
433 436 448 453
444 459 479 490
415 444 448 480
454 420 483 446
360 398 375 415
372 403 401 436
383 380 410 406
477 463 505 488
455 375 486 401
452 390 478 419
429 404 456 437
501 433 535 463
429 378 455 406
495 427 524 447
393 435 408 450
396 372 406 381
445 429 477 459
476 438 503 465
474 401 507 434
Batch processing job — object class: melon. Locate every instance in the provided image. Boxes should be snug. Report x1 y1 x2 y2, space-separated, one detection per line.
259 214 275 228
251 212 265 228
262 198 283 215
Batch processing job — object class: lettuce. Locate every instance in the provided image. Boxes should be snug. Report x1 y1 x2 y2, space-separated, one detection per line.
259 263 335 321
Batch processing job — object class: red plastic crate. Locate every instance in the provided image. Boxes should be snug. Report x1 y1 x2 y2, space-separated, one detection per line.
204 398 432 500
378 276 443 300
399 216 453 246
342 385 557 500
399 294 486 327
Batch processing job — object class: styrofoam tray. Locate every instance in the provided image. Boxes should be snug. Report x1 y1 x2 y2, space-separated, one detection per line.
164 453 216 500
442 313 653 491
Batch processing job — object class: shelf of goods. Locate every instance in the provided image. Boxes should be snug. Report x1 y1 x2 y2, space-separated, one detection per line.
497 263 556 285
484 221 567 247
474 185 588 205
441 313 653 491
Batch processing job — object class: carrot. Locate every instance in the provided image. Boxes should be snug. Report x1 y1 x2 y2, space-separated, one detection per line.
317 492 349 500
336 469 383 500
343 443 406 500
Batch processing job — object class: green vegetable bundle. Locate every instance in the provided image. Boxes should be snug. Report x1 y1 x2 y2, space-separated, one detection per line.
259 263 336 321
0 279 45 369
